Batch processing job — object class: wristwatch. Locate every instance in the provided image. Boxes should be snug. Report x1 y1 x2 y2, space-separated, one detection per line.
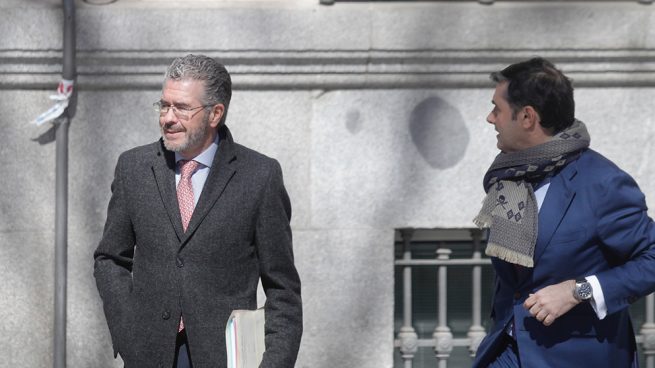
573 278 593 302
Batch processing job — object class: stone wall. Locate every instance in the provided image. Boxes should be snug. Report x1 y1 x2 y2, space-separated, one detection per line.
1 1 654 367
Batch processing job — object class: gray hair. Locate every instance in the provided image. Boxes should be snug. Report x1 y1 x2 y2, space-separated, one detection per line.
164 54 232 125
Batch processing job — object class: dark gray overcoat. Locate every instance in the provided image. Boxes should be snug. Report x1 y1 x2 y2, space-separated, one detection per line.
94 125 302 368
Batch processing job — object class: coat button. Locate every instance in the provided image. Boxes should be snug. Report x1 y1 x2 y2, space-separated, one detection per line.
162 311 170 320
176 257 184 268
514 292 521 300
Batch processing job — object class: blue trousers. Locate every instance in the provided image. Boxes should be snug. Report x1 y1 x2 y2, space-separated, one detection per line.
174 331 193 368
487 334 521 368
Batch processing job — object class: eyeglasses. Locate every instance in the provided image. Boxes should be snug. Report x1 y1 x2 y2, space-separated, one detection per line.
153 101 210 120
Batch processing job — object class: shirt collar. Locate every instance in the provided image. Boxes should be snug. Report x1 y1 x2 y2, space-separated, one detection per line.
174 135 220 168
533 176 552 191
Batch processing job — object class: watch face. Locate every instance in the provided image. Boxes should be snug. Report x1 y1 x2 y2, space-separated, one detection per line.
577 282 593 300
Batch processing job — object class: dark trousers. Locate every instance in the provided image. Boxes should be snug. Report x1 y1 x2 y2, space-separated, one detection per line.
174 331 193 368
487 333 521 368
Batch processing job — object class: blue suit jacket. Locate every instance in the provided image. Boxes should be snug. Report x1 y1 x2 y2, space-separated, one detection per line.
473 149 655 368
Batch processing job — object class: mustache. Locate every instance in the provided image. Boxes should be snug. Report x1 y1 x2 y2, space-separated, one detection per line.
162 122 184 132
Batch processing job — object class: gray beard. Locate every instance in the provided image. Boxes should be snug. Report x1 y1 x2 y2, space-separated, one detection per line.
162 114 210 153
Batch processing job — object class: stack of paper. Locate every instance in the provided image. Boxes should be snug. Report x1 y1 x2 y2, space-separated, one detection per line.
225 307 265 368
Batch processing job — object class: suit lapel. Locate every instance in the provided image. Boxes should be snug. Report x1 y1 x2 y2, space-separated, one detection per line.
532 160 578 265
492 257 519 286
151 140 186 241
180 127 237 245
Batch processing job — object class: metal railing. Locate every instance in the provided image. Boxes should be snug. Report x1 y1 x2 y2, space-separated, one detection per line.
393 228 655 368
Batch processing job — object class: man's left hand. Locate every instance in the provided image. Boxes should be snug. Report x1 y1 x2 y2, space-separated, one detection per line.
523 280 580 326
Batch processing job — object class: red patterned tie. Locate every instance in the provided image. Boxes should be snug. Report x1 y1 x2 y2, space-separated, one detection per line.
177 159 200 332
178 159 200 232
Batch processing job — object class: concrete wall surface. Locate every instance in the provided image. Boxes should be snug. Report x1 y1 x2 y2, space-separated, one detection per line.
1 1 655 367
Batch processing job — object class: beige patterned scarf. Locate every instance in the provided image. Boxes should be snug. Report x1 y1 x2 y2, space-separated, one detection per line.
474 120 590 267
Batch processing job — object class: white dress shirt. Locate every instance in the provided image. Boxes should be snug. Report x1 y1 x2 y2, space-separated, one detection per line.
535 182 607 320
174 137 220 206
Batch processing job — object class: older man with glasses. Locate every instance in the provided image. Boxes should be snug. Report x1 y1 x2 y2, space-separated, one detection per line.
94 54 303 368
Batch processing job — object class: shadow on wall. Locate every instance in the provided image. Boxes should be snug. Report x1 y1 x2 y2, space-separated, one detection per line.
409 96 469 170
335 92 471 227
31 123 57 145
345 108 363 135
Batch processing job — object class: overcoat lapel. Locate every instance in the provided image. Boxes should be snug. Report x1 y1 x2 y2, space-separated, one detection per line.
181 126 237 246
151 126 238 245
152 141 186 241
532 160 578 265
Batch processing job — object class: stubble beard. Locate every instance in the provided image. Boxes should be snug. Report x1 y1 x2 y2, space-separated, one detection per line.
162 114 210 153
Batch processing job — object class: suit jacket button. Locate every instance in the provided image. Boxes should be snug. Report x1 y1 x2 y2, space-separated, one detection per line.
514 292 521 300
176 257 184 268
162 311 170 320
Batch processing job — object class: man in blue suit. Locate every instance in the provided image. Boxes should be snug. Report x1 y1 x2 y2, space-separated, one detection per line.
472 57 655 367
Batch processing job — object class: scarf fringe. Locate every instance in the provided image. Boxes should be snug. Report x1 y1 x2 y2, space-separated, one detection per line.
473 214 492 229
485 242 534 268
